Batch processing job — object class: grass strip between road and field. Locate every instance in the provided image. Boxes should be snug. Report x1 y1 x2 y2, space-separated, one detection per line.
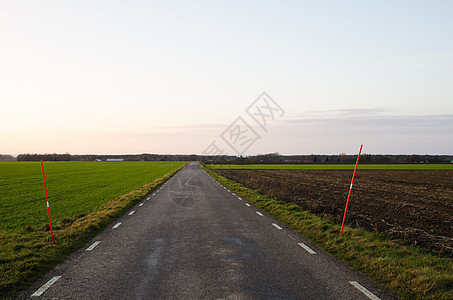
0 165 185 299
203 166 453 300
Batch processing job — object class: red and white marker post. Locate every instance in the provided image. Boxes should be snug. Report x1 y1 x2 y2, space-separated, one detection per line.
340 145 363 236
40 160 55 244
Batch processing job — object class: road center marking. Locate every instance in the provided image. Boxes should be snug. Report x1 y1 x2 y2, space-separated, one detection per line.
256 211 264 217
245 203 251 207
272 223 283 230
298 243 316 254
139 203 144 206
238 197 242 200
31 276 62 297
112 222 122 229
86 241 101 251
128 211 135 216
349 281 381 300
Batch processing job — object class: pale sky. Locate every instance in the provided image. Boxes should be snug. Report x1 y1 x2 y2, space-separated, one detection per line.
1 1 452 155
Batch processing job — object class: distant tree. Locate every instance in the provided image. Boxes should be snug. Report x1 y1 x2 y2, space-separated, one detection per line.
17 153 72 161
406 154 421 163
362 154 373 163
0 154 14 161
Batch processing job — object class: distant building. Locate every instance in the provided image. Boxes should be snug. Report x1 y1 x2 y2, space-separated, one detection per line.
106 159 124 162
94 159 102 162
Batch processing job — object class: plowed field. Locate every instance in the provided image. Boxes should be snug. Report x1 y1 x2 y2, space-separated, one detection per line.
216 169 453 256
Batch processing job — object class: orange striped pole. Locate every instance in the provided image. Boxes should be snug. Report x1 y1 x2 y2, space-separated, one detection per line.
40 160 55 244
340 145 363 236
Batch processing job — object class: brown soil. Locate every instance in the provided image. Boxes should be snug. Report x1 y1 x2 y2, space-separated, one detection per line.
216 169 453 256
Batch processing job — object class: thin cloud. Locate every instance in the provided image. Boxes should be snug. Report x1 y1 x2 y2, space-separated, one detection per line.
260 109 453 154
283 110 453 128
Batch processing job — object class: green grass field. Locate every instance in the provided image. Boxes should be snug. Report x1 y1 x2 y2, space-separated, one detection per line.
0 161 185 232
209 164 453 170
0 161 187 298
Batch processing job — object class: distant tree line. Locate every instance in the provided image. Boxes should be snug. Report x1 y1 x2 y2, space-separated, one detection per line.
201 153 453 164
17 153 72 161
71 154 201 162
16 153 201 162
0 154 15 161
13 152 453 164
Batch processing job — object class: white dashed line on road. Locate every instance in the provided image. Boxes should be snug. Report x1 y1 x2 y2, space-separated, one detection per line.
238 197 242 200
139 203 144 206
128 211 135 216
256 212 264 217
245 203 251 207
349 281 381 300
112 222 122 229
272 223 282 230
31 276 62 297
298 243 317 255
86 241 101 251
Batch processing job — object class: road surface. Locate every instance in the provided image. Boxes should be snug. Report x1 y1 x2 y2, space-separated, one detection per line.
21 162 395 299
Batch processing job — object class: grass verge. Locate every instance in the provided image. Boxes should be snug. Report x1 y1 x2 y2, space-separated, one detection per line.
204 166 453 300
0 166 184 299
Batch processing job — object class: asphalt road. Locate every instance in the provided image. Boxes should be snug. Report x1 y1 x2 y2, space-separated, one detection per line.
21 162 396 299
